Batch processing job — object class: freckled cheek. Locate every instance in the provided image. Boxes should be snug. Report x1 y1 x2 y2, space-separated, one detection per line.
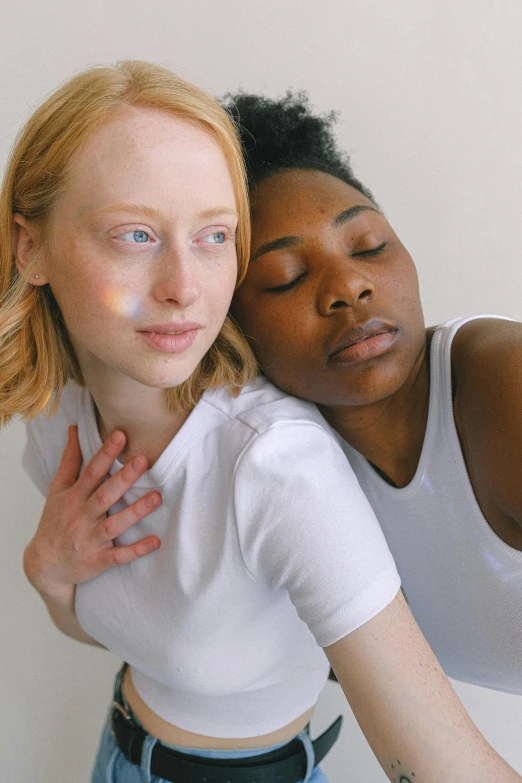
259 314 309 367
202 257 237 314
211 281 237 327
398 256 420 294
55 274 125 334
378 262 415 308
49 242 108 311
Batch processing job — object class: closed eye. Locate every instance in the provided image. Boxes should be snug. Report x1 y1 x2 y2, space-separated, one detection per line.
353 241 387 257
264 272 306 293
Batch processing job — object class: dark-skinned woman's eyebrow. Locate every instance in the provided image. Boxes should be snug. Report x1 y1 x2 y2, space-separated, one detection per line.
250 235 302 262
333 205 380 226
250 205 381 262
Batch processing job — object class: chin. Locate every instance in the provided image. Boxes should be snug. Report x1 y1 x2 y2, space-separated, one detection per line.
124 362 199 390
324 375 410 408
276 366 407 408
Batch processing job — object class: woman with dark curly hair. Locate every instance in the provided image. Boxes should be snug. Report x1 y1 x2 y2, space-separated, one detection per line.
227 91 522 698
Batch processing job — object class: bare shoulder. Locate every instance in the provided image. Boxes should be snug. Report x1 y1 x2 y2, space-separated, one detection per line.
451 317 522 374
450 318 522 443
426 317 522 393
448 317 522 538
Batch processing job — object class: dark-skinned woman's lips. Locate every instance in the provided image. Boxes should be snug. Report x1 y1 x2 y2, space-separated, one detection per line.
328 322 398 365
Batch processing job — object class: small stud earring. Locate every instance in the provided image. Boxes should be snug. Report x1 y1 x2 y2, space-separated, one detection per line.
34 274 39 279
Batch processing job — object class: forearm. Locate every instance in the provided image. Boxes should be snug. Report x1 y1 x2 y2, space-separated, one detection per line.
337 652 517 782
326 592 522 782
41 587 104 647
24 545 103 648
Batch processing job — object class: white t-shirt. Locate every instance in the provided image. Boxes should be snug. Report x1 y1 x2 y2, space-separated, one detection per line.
22 376 400 737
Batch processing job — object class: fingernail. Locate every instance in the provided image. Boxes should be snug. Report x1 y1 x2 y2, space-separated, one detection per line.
148 539 160 551
110 431 124 445
132 456 145 471
144 493 160 508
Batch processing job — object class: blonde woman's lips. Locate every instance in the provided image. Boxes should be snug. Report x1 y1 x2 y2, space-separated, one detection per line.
138 322 202 354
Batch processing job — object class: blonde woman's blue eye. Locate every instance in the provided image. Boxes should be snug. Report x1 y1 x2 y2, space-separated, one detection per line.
120 230 150 243
203 231 226 244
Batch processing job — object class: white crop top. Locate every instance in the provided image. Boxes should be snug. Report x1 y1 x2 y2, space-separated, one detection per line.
22 376 400 737
341 315 522 695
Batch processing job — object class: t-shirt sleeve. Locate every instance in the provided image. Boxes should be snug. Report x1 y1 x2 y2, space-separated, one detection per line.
233 421 401 648
22 419 52 497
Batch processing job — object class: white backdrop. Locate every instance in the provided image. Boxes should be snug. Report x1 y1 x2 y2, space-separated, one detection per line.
1 2 521 781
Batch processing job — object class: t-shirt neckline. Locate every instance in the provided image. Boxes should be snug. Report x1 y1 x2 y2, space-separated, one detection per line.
81 386 211 488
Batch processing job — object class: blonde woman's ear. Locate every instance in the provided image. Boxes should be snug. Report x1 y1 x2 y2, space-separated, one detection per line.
12 214 49 285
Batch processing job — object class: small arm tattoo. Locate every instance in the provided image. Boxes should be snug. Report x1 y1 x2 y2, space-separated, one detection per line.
390 759 415 782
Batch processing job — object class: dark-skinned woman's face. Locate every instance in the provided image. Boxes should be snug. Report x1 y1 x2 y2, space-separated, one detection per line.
232 169 426 407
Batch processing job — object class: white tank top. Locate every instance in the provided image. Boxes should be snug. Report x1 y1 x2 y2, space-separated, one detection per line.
340 315 522 694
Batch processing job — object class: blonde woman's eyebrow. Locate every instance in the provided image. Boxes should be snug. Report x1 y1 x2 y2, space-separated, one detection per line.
91 203 238 221
198 207 238 220
91 202 161 219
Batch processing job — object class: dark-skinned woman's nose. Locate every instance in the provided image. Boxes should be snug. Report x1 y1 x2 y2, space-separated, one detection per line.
317 264 374 316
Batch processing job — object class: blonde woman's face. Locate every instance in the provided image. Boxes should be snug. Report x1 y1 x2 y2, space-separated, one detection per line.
43 107 238 389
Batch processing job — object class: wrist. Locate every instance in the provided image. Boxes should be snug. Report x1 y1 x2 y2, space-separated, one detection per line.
23 543 72 606
23 540 43 588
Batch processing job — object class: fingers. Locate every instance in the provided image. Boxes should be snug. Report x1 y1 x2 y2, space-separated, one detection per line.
100 535 161 570
50 426 83 492
74 430 131 501
85 453 152 521
93 491 162 544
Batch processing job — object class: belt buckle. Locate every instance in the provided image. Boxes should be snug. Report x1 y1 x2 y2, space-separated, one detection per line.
111 700 132 738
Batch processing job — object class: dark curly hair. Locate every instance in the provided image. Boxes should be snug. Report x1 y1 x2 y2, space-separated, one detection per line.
221 90 375 204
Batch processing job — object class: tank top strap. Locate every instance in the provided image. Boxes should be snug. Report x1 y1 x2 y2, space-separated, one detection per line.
431 314 514 432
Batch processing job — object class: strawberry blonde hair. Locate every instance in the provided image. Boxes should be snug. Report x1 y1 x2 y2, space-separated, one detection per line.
0 60 256 426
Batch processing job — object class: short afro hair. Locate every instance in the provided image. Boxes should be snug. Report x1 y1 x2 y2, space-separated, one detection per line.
222 90 375 203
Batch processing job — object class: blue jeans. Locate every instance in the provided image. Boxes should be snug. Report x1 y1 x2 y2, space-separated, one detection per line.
91 667 329 783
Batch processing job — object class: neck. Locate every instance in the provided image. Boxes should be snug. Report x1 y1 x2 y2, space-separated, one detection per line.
320 338 430 488
78 356 188 468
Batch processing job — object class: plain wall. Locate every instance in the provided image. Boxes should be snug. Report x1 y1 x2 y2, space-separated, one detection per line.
1 2 521 780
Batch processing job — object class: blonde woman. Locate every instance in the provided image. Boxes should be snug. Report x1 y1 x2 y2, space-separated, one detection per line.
2 62 521 783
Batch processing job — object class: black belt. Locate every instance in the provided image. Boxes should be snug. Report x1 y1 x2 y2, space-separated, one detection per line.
111 702 342 783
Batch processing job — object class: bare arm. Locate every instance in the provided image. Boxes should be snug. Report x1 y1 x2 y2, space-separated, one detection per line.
26 580 104 647
23 425 162 646
452 317 522 547
325 591 521 782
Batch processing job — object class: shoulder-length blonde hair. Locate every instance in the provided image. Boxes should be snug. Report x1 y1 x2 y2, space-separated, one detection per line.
0 60 257 426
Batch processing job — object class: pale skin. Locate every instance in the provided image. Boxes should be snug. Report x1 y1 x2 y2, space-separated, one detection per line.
16 113 522 781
